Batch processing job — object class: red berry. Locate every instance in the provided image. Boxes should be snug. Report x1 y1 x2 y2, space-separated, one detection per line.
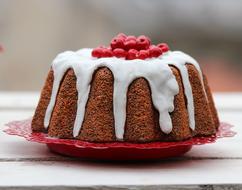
124 39 137 50
136 35 151 50
110 37 124 50
157 43 170 52
92 48 103 58
113 48 127 58
117 33 127 40
126 35 136 41
137 50 150 59
127 49 138 60
149 46 163 57
0 45 4 52
102 48 113 57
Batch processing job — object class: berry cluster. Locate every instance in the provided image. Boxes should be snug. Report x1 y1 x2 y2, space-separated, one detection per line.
92 33 170 60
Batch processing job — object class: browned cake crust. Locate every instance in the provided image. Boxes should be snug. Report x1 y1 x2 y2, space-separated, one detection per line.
47 69 78 138
124 66 192 142
78 67 116 142
203 74 220 129
186 64 216 136
32 64 218 142
124 77 162 142
32 69 54 132
165 66 193 141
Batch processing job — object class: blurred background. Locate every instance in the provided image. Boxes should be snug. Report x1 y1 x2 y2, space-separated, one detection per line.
0 0 242 91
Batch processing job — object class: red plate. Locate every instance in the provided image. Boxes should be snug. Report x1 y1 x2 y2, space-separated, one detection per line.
4 119 236 161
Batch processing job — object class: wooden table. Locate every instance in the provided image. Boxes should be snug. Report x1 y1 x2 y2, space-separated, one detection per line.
0 92 241 190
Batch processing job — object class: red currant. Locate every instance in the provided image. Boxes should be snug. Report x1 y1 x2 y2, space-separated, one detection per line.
157 43 170 52
126 35 136 41
137 35 150 50
124 39 137 50
137 50 150 59
110 37 124 50
127 49 138 60
149 46 163 57
92 48 103 58
113 48 127 58
117 33 127 40
102 48 113 57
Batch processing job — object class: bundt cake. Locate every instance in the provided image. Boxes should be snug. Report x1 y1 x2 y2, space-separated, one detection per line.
32 34 219 142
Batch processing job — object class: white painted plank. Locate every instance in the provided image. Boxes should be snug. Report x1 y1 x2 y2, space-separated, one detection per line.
187 110 242 158
0 92 39 109
0 159 242 186
214 92 242 110
0 110 34 124
0 110 241 159
0 92 242 110
0 111 60 159
0 102 241 187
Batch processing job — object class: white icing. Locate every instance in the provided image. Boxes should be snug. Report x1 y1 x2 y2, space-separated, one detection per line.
163 51 206 130
44 48 206 140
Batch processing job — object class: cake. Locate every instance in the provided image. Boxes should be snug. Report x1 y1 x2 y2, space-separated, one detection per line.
32 34 219 143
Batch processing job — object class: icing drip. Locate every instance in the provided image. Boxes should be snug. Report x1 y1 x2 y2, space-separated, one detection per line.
44 49 205 140
163 51 207 130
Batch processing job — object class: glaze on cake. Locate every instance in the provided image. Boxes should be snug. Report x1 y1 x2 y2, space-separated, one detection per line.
32 34 219 142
